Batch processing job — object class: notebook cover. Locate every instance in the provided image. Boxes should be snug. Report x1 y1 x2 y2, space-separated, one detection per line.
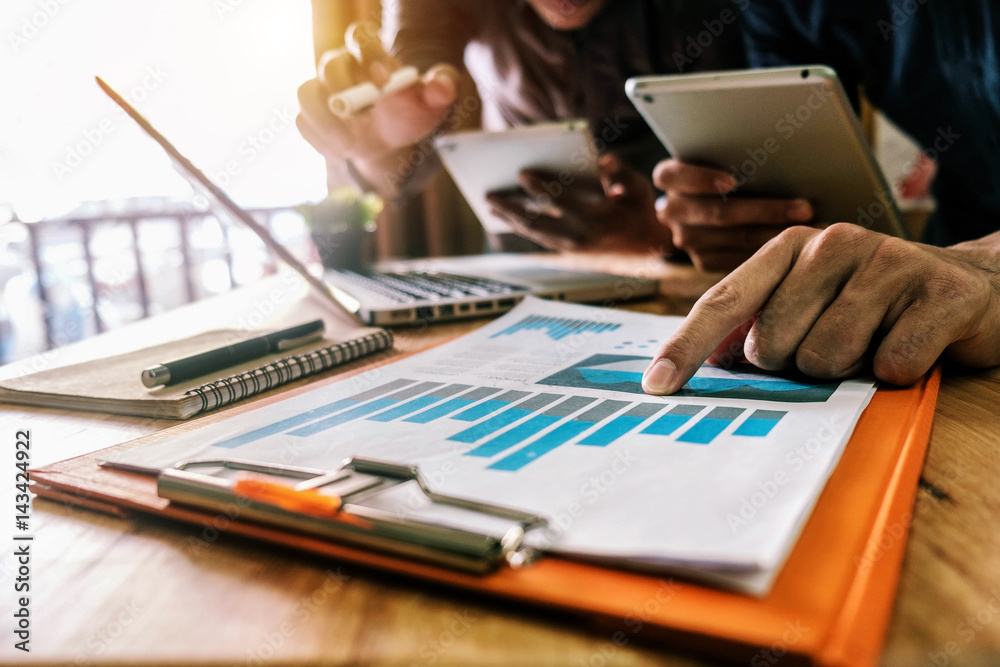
30 367 940 666
0 327 391 419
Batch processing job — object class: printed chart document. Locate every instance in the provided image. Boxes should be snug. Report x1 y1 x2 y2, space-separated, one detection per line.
110 298 877 594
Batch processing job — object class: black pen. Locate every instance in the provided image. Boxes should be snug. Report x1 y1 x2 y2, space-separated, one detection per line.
141 319 326 388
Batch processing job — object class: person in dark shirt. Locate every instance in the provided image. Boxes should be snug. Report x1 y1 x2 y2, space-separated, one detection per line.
297 0 779 262
642 0 1000 395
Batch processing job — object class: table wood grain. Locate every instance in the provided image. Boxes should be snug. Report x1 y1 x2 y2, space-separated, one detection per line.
2 256 998 666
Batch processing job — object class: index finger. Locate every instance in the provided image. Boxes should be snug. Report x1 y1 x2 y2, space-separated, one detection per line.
641 227 811 395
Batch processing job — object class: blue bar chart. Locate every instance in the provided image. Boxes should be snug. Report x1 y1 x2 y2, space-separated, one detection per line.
733 410 787 437
367 384 471 422
677 407 746 445
448 394 561 444
210 375 790 472
468 396 596 458
489 399 629 471
289 381 444 437
579 403 664 446
404 386 502 423
452 390 530 422
641 404 705 436
490 314 622 341
214 378 417 448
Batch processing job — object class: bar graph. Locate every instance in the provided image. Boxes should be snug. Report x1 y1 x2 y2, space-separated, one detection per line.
214 378 417 448
677 407 745 445
733 410 787 437
288 381 444 437
579 403 664 446
448 394 562 444
467 396 596 457
212 377 790 473
404 386 502 423
452 390 530 422
641 404 705 436
490 314 622 341
489 399 631 471
367 384 471 422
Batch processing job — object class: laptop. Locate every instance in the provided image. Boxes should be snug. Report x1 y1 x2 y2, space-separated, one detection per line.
96 77 659 326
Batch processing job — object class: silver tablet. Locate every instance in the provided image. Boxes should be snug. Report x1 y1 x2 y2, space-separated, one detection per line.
625 66 907 238
434 120 599 236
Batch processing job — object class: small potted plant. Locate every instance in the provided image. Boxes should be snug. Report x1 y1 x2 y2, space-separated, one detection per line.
298 186 382 272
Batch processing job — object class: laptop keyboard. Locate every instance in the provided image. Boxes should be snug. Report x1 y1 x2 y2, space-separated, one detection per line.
333 270 528 303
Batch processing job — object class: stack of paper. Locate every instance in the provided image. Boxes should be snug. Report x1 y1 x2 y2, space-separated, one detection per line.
109 298 876 595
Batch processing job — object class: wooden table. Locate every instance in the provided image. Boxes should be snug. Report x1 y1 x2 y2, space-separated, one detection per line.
2 256 999 666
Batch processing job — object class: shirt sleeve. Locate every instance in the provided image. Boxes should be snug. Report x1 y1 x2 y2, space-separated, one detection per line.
382 0 475 72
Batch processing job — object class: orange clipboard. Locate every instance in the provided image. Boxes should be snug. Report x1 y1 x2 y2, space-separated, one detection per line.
30 367 940 666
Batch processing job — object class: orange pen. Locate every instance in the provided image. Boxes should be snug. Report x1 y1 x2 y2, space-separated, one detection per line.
233 475 371 529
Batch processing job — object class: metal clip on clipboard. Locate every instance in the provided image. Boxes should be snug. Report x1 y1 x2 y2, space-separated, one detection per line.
157 457 548 575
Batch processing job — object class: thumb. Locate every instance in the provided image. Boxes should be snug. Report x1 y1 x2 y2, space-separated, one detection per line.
421 64 460 109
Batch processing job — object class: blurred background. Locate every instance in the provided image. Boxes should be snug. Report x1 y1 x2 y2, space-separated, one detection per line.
0 0 481 364
0 0 929 366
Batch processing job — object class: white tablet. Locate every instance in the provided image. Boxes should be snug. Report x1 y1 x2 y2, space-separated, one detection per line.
434 120 599 236
625 66 907 238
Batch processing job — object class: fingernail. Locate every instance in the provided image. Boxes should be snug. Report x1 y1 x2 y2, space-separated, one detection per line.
788 199 813 222
715 176 736 193
642 358 677 394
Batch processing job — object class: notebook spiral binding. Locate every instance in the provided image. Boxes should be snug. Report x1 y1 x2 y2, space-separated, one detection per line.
184 329 393 415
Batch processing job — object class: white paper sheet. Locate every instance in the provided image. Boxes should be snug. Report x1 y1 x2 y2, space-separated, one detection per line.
110 298 876 595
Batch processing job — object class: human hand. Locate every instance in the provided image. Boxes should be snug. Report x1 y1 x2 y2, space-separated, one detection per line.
296 23 460 183
484 154 674 255
652 159 815 272
641 224 1000 394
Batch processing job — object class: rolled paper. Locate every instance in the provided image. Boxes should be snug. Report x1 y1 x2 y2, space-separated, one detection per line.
328 81 381 118
327 66 421 118
380 65 420 95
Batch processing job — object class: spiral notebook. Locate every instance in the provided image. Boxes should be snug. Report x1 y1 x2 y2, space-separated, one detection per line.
0 327 393 419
